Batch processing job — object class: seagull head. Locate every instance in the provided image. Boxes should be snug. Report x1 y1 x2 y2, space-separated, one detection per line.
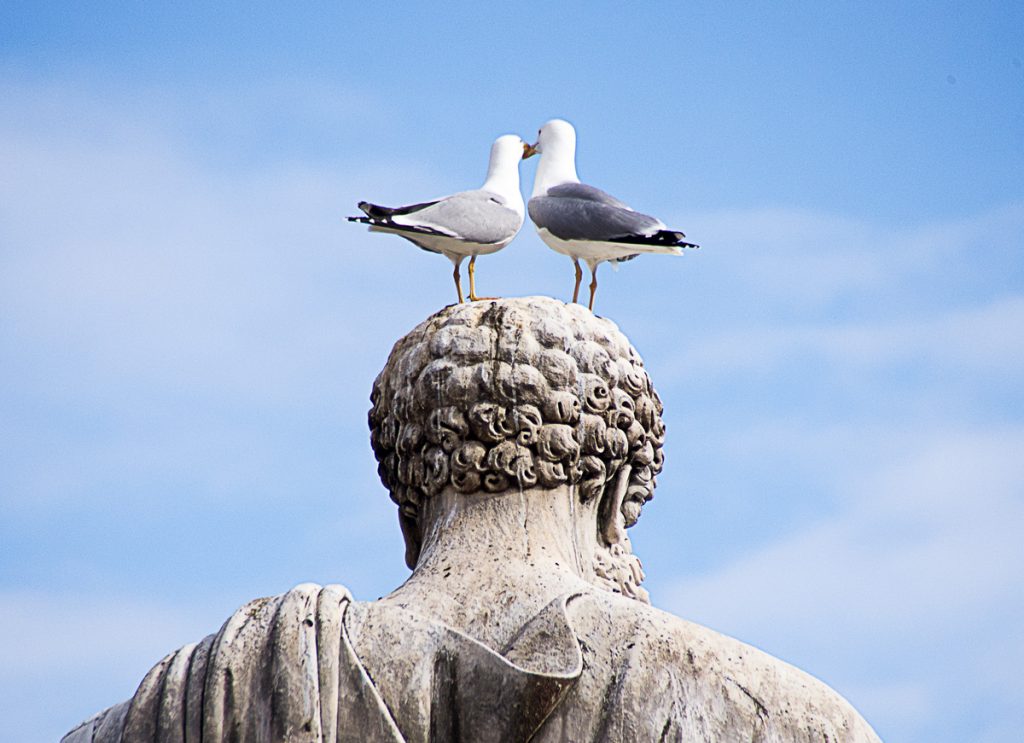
524 119 576 159
483 134 527 209
488 134 529 176
527 119 580 196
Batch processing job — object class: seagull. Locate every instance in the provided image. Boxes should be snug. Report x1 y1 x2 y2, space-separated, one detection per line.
523 119 698 310
348 134 527 303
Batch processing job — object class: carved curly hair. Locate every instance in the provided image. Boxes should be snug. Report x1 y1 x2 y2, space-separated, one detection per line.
369 298 666 533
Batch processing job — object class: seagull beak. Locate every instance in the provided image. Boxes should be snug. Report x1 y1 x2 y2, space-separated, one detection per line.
522 142 539 159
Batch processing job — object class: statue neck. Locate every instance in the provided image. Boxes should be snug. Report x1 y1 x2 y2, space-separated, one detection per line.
421 486 596 570
381 486 600 646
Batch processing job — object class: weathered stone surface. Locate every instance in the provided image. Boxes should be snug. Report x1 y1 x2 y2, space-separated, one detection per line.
64 297 882 742
370 298 659 601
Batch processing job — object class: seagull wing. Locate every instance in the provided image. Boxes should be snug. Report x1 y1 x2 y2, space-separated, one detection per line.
358 199 442 220
529 183 696 249
393 190 522 245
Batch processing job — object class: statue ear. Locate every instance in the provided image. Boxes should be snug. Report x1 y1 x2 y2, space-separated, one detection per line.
598 464 632 547
399 509 422 569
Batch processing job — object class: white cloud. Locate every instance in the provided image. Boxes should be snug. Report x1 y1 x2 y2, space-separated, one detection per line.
635 201 1024 739
659 294 1024 379
0 589 212 676
670 426 1024 621
0 79 454 418
0 82 442 523
670 202 1024 310
837 681 935 738
0 587 260 741
3 76 1023 743
664 425 1024 737
681 207 888 304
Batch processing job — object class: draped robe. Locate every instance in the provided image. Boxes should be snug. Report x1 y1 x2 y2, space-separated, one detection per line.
64 584 881 743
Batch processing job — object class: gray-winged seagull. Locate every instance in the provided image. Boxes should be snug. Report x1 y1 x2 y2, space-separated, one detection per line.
349 134 528 303
523 119 698 310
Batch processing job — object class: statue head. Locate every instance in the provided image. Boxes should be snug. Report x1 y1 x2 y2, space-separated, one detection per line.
368 297 666 601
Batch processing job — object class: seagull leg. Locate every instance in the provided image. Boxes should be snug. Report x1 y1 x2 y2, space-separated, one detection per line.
452 260 465 304
572 259 582 304
587 263 599 311
468 256 481 301
468 255 498 301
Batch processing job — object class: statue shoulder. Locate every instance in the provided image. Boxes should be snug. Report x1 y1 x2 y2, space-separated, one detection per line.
565 592 882 742
62 583 365 743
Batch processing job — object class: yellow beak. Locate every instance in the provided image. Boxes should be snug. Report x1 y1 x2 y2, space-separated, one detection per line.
522 142 539 159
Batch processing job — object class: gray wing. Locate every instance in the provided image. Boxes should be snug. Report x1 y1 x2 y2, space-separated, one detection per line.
396 189 523 245
528 183 662 242
547 183 633 210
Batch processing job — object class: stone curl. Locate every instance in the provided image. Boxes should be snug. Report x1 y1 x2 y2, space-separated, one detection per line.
369 298 665 523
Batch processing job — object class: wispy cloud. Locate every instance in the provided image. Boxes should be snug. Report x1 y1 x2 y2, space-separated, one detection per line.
0 590 211 674
659 294 1024 378
0 81 436 448
660 201 1024 313
0 588 229 740
3 74 1023 743
663 425 1024 739
625 203 1024 739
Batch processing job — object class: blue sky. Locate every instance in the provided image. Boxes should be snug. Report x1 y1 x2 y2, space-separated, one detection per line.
1 3 1022 741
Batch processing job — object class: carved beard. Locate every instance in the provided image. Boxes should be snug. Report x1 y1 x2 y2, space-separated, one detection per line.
592 540 650 604
591 468 654 604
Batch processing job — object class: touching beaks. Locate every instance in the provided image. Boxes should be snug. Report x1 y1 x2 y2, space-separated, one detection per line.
522 142 539 159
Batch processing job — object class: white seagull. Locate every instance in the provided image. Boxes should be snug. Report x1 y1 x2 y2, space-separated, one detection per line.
523 119 698 310
349 134 528 303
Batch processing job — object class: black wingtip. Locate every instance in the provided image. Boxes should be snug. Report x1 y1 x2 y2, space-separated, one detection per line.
665 230 699 248
610 229 700 249
358 201 405 220
350 201 383 223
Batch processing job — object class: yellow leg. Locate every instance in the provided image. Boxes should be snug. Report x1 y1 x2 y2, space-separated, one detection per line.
453 263 464 304
468 255 498 301
588 264 598 311
468 256 479 301
572 259 582 304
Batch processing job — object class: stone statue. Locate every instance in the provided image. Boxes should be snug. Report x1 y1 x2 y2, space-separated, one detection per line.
64 297 881 742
